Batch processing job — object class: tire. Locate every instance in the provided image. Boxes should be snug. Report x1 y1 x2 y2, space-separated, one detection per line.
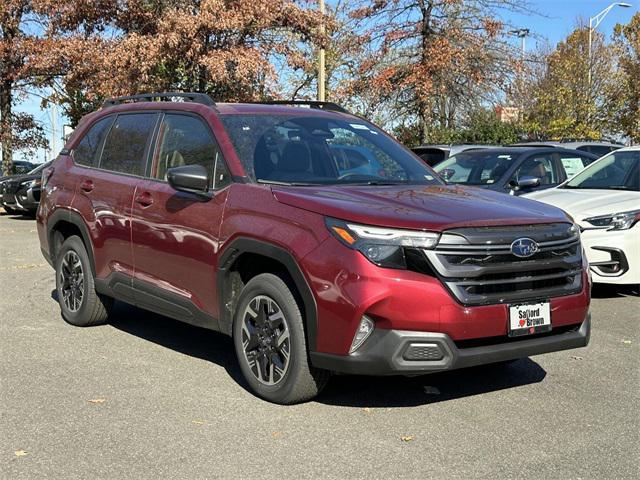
55 235 112 327
232 273 330 404
4 206 18 214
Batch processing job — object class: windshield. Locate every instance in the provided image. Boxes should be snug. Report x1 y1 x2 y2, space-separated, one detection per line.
433 151 515 185
219 114 441 186
11 162 34 175
27 162 51 175
564 150 639 191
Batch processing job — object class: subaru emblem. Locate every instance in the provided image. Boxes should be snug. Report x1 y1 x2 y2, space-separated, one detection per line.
510 238 539 258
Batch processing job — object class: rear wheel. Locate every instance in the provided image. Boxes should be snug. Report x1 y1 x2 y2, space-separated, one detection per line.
233 273 329 404
3 206 18 215
55 236 112 326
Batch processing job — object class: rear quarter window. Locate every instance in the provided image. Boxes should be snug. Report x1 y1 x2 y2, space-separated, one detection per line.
73 116 114 167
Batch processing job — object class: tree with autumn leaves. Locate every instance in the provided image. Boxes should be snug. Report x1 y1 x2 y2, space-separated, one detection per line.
2 2 640 175
345 0 526 144
2 0 324 174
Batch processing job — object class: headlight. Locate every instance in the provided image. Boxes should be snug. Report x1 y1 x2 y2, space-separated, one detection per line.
326 218 440 269
584 209 640 231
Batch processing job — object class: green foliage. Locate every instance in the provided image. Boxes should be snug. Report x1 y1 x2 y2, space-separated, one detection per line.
612 12 640 143
394 109 522 146
523 27 620 141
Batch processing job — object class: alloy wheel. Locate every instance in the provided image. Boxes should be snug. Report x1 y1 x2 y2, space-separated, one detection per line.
59 250 84 312
241 295 291 386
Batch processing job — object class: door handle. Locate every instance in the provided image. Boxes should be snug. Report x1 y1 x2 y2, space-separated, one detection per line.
80 179 94 193
135 191 154 207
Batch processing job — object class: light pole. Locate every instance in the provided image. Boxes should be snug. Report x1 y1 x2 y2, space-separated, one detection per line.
588 2 632 87
509 28 530 60
317 0 326 102
509 28 530 121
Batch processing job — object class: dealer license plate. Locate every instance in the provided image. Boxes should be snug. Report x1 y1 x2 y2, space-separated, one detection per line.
508 302 551 337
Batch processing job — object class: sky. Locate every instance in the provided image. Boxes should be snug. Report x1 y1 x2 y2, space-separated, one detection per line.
14 0 639 164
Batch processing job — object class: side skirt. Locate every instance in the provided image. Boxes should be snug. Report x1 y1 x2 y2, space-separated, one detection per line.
95 272 220 331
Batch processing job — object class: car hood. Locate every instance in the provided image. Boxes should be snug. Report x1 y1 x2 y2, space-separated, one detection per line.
271 184 570 231
0 173 38 185
525 188 640 226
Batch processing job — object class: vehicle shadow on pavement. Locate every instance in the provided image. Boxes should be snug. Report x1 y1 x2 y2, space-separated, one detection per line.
591 284 639 299
92 297 548 407
0 212 34 220
317 360 546 408
105 300 247 386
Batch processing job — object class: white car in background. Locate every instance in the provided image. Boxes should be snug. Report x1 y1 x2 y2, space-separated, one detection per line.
525 147 639 285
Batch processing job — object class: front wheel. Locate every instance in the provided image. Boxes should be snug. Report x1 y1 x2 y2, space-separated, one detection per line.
233 273 329 404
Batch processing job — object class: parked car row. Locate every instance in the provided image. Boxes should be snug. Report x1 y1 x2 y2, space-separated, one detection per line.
410 140 622 167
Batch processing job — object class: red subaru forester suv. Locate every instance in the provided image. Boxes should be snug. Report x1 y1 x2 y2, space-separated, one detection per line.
36 93 591 404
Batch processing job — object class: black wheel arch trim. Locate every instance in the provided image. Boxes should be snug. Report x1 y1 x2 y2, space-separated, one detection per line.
217 237 318 351
46 208 97 274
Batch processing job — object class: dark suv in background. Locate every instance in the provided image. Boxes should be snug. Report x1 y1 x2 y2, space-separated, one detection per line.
37 93 591 403
1 161 52 215
433 147 598 195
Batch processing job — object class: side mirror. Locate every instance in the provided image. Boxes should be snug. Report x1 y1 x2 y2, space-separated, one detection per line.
509 175 541 191
439 168 455 181
167 164 210 195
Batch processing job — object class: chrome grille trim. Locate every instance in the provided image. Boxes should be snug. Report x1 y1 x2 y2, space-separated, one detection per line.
426 223 583 306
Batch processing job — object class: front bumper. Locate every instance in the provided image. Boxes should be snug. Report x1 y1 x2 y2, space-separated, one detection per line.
311 314 590 375
581 226 639 284
2 186 40 212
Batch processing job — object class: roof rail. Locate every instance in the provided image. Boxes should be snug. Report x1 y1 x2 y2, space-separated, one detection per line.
252 100 351 114
102 92 215 108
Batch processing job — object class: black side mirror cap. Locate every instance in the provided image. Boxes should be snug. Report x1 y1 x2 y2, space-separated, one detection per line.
167 164 210 196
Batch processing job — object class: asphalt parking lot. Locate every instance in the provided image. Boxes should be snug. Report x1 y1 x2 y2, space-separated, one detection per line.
1 211 638 480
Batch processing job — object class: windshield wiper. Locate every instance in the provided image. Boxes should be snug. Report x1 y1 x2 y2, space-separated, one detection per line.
607 185 636 190
339 180 410 186
257 179 318 186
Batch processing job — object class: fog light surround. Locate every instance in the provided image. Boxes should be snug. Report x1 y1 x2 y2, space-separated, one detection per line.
349 315 375 354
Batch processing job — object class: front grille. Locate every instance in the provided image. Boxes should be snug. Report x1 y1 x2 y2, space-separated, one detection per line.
3 181 20 194
424 223 583 306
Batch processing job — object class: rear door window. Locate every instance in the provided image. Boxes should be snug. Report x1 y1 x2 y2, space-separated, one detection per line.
73 116 114 167
99 113 158 176
558 153 592 179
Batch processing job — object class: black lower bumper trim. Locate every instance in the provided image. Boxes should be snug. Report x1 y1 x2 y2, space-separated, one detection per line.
310 314 590 375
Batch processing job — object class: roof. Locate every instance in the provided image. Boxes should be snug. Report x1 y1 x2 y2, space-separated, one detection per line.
513 141 623 148
214 102 354 117
451 146 569 155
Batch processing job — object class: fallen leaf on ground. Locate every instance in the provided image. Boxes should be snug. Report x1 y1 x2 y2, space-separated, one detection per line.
15 450 28 457
571 356 583 360
423 386 440 395
400 435 415 442
621 339 632 344
192 420 206 425
88 398 106 404
271 431 282 438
